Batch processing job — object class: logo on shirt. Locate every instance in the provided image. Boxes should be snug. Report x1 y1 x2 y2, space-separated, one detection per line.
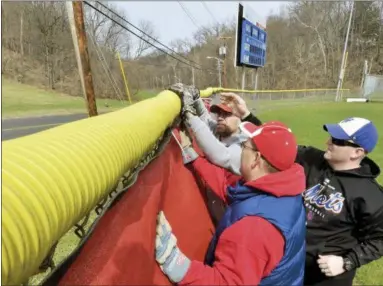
303 183 345 218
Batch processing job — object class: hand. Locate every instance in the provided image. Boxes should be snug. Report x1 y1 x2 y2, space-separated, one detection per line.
188 85 200 101
220 92 250 119
317 255 345 277
168 83 199 116
179 130 192 148
155 211 191 283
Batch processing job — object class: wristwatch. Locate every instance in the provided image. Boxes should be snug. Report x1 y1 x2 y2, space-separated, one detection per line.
343 257 354 271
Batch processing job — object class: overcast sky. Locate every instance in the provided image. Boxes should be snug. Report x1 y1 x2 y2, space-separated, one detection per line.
115 1 285 46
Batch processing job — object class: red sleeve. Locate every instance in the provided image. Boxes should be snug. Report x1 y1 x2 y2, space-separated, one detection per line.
179 216 285 285
191 157 228 203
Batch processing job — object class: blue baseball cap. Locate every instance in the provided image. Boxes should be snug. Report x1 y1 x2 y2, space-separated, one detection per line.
323 117 378 153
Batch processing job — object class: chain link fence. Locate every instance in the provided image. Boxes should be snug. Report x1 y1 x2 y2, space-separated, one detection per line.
212 89 350 113
363 74 383 101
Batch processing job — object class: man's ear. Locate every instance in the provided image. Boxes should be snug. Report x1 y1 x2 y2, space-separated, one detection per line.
250 152 260 169
351 148 366 161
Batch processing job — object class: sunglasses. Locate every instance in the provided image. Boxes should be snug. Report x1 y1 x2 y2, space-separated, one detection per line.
331 137 361 148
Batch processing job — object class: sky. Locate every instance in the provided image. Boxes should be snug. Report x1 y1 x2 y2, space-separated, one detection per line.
115 1 285 46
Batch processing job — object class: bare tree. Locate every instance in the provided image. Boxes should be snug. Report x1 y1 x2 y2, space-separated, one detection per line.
289 2 328 76
132 20 158 59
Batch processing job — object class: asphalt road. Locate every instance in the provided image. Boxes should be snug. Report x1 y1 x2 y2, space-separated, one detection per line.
2 113 89 141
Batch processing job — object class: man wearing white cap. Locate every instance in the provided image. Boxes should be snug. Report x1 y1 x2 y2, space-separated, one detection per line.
221 93 383 286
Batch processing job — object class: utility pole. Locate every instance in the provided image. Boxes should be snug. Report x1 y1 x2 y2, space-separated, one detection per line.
67 1 98 116
217 61 222 87
336 1 354 102
191 67 195 86
218 36 232 87
172 66 177 83
207 56 223 87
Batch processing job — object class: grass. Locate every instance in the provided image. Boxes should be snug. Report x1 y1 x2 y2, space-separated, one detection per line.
5 79 382 284
1 78 158 118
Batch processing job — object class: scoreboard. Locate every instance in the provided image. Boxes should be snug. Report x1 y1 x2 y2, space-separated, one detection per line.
234 3 267 68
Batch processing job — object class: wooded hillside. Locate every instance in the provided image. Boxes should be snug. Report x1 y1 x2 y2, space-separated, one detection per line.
2 1 382 99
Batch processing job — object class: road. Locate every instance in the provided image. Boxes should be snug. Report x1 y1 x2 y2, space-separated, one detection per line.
2 113 89 141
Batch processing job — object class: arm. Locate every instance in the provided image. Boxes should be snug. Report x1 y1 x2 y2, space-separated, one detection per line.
194 98 217 131
186 114 242 175
296 145 325 172
345 183 383 269
179 216 285 285
241 112 262 126
220 93 262 126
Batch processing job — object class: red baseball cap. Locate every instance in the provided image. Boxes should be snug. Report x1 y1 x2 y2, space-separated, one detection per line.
239 121 298 171
210 103 233 114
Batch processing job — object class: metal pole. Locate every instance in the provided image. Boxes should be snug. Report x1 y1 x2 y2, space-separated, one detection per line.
241 66 246 91
222 57 227 87
217 60 222 87
254 68 258 90
340 51 348 101
192 67 195 86
117 52 132 104
336 1 354 102
68 1 98 116
360 60 368 88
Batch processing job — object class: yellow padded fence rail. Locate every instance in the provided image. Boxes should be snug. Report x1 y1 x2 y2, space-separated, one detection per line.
2 90 187 285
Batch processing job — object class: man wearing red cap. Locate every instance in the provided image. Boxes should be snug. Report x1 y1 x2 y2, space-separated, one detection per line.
155 121 307 285
169 83 250 175
169 84 254 227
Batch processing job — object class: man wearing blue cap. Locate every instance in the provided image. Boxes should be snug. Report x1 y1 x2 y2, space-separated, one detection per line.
301 117 382 286
221 93 383 286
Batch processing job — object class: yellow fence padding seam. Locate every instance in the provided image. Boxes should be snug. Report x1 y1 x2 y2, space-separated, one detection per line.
2 90 183 285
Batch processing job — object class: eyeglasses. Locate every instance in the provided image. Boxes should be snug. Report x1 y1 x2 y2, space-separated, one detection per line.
241 141 257 151
331 137 361 148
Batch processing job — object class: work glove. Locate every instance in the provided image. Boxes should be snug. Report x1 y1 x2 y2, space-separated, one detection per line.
317 255 345 277
220 92 250 119
168 83 199 117
188 85 200 101
193 98 208 117
155 211 191 283
178 129 199 164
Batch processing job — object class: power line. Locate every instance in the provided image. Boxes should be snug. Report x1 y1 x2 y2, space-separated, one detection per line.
178 2 201 29
93 1 208 70
83 1 212 71
201 2 219 25
87 31 125 101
